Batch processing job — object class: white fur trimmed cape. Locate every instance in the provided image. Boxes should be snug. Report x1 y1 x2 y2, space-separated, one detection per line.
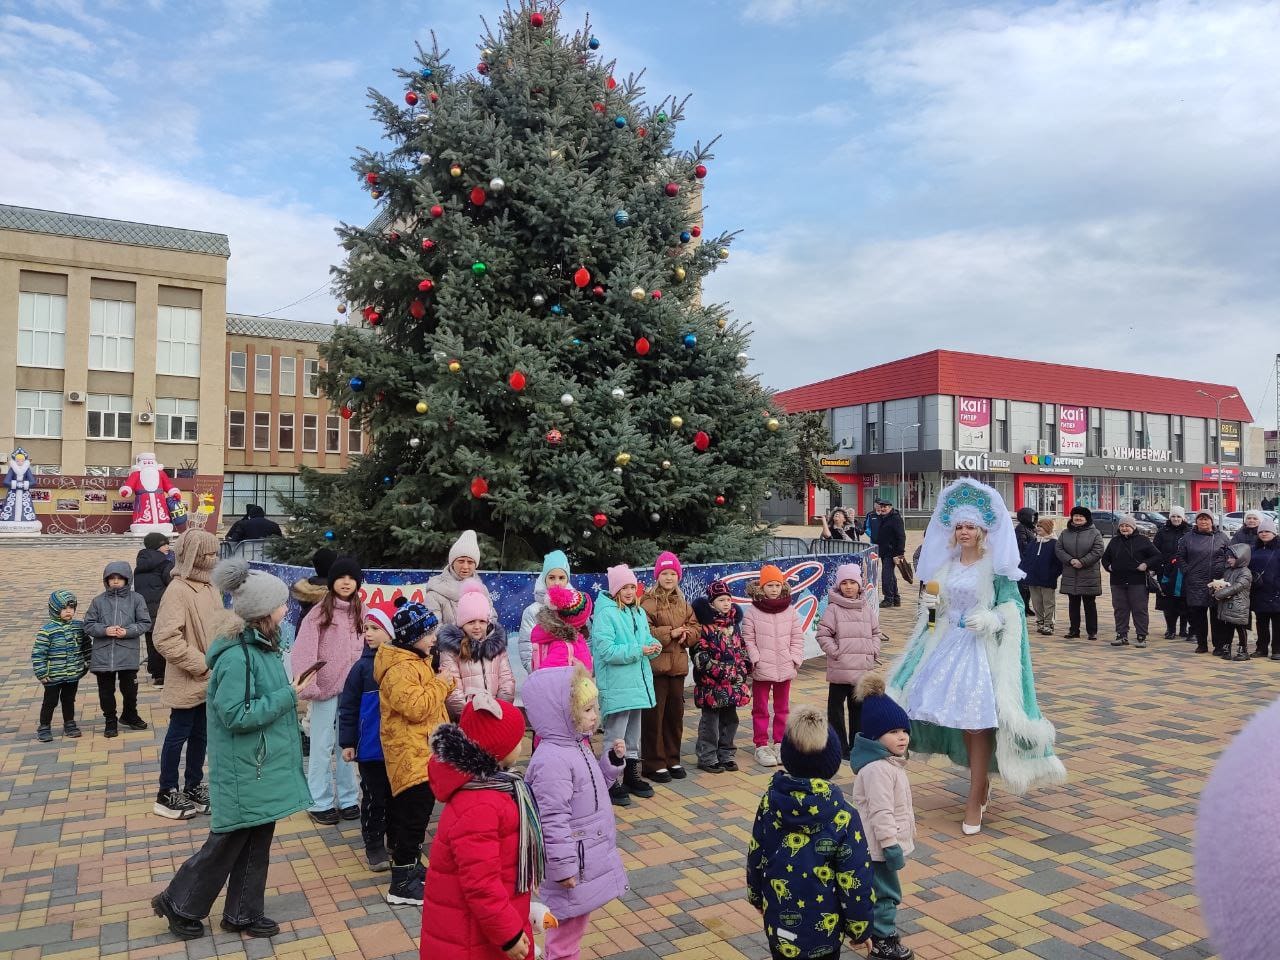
887 555 1067 795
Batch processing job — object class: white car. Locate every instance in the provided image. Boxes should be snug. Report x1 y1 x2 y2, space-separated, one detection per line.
1220 510 1278 534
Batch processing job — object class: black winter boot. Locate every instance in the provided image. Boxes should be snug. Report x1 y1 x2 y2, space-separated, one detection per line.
1233 642 1250 662
624 758 655 799
869 934 915 960
385 863 424 905
608 780 631 807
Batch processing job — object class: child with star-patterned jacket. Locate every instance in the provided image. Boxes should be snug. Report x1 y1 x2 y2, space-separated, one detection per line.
747 707 874 959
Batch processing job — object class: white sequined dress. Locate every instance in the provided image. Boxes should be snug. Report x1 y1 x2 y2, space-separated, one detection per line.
906 561 999 730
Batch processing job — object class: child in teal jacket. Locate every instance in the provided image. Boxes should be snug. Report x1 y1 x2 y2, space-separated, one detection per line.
590 564 661 806
32 589 89 741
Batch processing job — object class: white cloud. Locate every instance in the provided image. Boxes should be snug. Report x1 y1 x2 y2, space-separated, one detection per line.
742 0 848 24
0 13 94 51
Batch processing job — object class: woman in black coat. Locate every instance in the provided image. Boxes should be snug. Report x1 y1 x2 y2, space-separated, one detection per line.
1153 508 1191 640
1174 509 1230 654
1101 517 1161 648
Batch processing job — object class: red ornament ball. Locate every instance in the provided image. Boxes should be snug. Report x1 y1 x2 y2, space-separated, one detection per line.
606 76 617 90
651 290 662 301
691 225 702 238
508 370 527 392
421 238 435 251
361 305 374 318
592 512 608 529
592 101 605 113
430 204 444 218
637 127 647 138
367 311 381 326
592 284 605 300
405 91 419 105
695 164 708 179
546 428 563 446
470 186 487 206
665 182 680 197
530 11 544 27
693 431 711 451
340 405 354 421
418 278 435 292
573 267 591 288
470 477 490 498
477 61 489 75
428 91 439 104
635 337 651 356
409 300 426 319
715 495 726 506
364 172 378 185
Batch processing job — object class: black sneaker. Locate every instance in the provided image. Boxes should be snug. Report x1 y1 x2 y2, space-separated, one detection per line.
608 781 632 807
1163 631 1176 639
1087 634 1098 642
696 762 724 774
120 716 149 731
668 765 687 780
220 916 280 938
155 788 198 820
104 721 119 738
1063 631 1081 639
386 863 424 906
308 808 340 825
36 726 53 742
647 768 673 783
720 759 739 772
869 935 914 960
152 893 205 940
339 805 361 821
184 783 211 814
63 721 81 738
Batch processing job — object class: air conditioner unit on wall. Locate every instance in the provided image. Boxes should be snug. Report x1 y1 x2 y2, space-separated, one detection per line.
137 412 154 424
66 391 84 404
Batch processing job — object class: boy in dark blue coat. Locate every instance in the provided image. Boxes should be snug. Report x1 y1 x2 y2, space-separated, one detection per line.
747 705 875 959
1021 518 1065 636
339 606 393 872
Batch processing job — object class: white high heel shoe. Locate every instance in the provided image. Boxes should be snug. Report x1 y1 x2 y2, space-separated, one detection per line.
962 784 993 835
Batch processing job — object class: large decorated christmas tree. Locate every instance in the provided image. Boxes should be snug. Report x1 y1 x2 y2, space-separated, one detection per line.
281 1 806 569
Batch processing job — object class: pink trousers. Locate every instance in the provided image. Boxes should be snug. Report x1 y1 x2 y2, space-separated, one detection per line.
751 679 791 747
543 911 591 959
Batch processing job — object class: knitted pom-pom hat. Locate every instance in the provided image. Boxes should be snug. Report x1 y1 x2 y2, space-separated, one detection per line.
212 558 289 621
547 584 592 629
459 693 526 763
391 598 438 647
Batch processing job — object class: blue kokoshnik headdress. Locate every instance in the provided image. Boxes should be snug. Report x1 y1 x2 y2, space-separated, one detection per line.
917 477 1025 583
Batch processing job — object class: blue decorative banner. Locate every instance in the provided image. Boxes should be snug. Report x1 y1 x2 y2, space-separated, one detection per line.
254 548 879 636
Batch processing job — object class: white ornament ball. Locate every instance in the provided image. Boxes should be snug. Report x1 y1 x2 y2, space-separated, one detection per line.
661 460 672 470
737 352 750 365
409 437 421 449
650 512 661 522
582 530 592 539
560 393 575 407
373 279 384 289
611 387 625 400
489 176 505 193
532 293 546 307
613 467 623 475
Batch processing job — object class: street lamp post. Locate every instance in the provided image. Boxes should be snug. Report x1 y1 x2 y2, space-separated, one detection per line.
1196 389 1240 518
885 421 921 513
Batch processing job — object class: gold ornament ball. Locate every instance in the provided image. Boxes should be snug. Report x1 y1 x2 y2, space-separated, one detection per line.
717 248 730 260
630 286 646 302
673 266 686 282
661 459 672 470
337 303 347 314
717 318 728 330
548 147 562 161
615 452 632 467
449 163 463 177
766 417 780 431
448 360 462 373
669 415 684 429
415 401 428 414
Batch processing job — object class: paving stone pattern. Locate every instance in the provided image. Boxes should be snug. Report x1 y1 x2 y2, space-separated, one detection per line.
0 543 1248 959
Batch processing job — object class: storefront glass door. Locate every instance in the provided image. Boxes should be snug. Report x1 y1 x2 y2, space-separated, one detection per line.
1024 482 1064 516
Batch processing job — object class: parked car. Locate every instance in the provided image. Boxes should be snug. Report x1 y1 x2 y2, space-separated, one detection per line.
1091 510 1157 539
1132 511 1168 529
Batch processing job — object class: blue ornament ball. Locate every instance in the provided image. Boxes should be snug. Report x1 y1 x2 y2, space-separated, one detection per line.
349 376 365 391
551 304 564 315
589 36 600 50
421 67 433 79
572 338 582 346
324 530 335 540
614 115 627 128
615 209 630 226
680 230 691 243
383 476 393 486
683 333 697 349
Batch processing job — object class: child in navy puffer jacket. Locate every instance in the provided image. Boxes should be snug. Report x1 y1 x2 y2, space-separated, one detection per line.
339 606 394 872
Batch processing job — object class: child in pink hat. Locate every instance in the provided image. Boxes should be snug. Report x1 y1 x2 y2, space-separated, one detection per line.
437 583 515 719
640 551 698 783
531 585 594 673
816 561 880 755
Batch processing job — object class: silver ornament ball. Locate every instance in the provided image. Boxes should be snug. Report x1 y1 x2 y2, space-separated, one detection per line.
409 438 421 449
650 512 661 522
613 466 624 475
610 387 625 399
560 392 575 406
489 176 505 193
532 293 546 307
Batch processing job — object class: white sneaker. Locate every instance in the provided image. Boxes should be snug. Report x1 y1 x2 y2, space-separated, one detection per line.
755 745 775 766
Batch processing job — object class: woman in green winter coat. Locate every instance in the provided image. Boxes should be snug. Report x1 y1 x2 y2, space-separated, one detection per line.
151 559 314 942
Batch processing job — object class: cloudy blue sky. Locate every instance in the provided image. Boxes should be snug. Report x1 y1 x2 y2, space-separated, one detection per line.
2 0 1277 423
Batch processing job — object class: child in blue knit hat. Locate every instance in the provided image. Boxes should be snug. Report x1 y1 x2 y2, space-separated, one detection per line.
849 673 916 960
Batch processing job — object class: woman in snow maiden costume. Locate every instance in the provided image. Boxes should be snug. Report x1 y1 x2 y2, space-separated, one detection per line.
119 452 181 533
888 478 1065 835
1 448 41 530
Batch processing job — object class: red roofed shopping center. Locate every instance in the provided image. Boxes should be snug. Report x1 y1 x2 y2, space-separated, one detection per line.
773 350 1272 523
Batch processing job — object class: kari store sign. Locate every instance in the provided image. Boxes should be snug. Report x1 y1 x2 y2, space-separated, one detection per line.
957 397 990 449
1059 405 1086 455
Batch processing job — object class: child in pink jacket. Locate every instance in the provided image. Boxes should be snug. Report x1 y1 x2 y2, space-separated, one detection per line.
437 584 515 719
530 585 594 673
817 561 880 755
741 564 805 768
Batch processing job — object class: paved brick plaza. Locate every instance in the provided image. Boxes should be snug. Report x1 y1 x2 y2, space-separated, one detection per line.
0 542 1244 959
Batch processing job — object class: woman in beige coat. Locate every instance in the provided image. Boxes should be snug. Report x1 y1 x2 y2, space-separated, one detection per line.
151 530 224 820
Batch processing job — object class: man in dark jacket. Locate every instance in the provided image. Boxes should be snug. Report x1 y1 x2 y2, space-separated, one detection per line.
224 504 283 543
1015 507 1038 615
873 500 907 607
134 532 174 686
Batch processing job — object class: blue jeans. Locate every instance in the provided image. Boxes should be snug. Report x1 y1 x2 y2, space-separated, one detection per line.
159 703 207 793
306 696 358 811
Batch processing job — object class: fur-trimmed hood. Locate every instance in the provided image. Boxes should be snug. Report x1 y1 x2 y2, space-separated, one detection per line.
428 722 499 801
291 576 328 605
437 620 509 660
534 604 581 644
693 596 743 628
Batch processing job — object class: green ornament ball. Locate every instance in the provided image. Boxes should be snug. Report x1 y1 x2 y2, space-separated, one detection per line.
656 111 668 123
472 261 487 276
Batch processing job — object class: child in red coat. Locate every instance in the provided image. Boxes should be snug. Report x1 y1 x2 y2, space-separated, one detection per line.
422 693 544 960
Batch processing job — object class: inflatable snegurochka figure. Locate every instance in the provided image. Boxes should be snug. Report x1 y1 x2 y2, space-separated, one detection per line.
119 453 179 535
0 448 42 535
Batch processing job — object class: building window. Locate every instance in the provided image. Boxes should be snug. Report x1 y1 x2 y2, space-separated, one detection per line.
222 472 310 520
229 351 247 392
302 414 318 452
155 398 199 442
156 305 201 377
865 421 880 454
348 420 363 454
325 414 341 453
87 394 131 439
228 411 245 449
279 413 295 451
17 291 67 368
279 356 296 396
303 358 320 398
253 412 271 451
254 354 272 394
15 390 63 438
88 298 135 371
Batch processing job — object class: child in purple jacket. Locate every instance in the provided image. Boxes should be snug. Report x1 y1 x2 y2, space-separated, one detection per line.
523 666 629 959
